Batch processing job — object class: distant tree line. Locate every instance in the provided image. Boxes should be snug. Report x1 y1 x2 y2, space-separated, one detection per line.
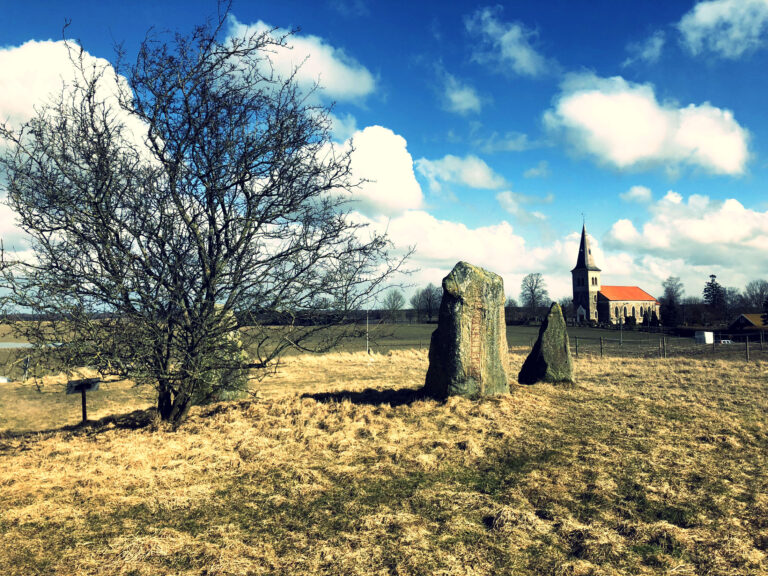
660 275 768 328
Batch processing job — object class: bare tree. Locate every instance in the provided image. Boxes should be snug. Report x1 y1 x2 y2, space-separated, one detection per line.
0 13 405 426
743 279 768 311
422 283 441 322
409 289 424 321
520 273 549 317
660 276 684 327
382 289 405 323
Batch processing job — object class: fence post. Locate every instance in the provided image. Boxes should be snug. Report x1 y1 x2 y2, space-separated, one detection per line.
712 338 715 353
761 331 764 351
600 337 604 357
575 336 579 356
663 337 667 359
746 337 750 362
659 338 662 358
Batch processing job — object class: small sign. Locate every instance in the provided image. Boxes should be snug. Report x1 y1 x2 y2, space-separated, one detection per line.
65 378 101 395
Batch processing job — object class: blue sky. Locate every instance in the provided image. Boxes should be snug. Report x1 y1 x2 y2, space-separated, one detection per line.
2 0 768 302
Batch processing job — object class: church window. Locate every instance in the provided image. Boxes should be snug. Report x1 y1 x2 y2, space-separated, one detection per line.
632 306 636 317
614 306 618 317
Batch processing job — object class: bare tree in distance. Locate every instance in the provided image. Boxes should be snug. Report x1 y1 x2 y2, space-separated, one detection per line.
409 283 441 322
382 289 405 323
422 283 441 322
0 12 407 427
409 289 424 322
661 276 684 327
743 279 768 311
520 273 549 318
723 286 742 321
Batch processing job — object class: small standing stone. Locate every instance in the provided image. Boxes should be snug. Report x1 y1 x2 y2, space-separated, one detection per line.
518 302 574 385
424 261 509 398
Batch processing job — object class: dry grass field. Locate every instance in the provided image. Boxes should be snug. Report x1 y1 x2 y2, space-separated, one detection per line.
1 348 767 575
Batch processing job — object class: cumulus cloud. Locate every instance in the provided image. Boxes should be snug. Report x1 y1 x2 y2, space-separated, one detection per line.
0 39 147 255
599 191 768 296
620 185 652 203
606 192 768 270
678 0 768 59
358 209 581 299
0 40 135 130
442 73 482 115
465 6 550 76
544 73 749 175
334 126 422 217
623 30 666 66
227 16 375 102
415 154 506 193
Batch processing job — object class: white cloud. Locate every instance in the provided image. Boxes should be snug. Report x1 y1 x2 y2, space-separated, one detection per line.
336 126 422 217
227 16 375 102
415 154 506 193
678 0 768 59
523 160 549 178
359 209 579 300
0 39 147 256
465 7 549 77
496 190 552 222
620 185 652 203
606 192 768 270
598 192 768 297
442 73 482 115
0 40 138 132
328 112 358 142
623 31 666 66
544 73 749 175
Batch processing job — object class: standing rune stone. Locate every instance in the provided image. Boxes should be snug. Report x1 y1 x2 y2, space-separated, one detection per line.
424 261 510 398
518 302 574 385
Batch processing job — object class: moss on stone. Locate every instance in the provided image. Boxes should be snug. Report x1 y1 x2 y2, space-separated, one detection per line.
424 261 510 398
518 302 574 385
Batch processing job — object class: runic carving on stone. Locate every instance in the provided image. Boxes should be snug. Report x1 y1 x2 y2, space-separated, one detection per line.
424 261 509 398
469 303 483 382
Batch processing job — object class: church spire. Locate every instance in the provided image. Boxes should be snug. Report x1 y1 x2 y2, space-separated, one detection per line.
572 224 601 272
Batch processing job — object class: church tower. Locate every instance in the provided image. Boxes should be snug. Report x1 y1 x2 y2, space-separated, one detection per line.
571 224 601 322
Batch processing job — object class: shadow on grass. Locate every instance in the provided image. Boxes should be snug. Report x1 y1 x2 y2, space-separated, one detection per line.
302 386 430 407
0 408 159 446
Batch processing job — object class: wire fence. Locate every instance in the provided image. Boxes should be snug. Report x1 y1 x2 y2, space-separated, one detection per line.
365 331 768 363
568 333 768 361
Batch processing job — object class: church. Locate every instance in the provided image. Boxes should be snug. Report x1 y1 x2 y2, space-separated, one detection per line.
571 224 660 325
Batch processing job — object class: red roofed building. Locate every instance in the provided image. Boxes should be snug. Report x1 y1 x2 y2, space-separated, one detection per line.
572 225 660 324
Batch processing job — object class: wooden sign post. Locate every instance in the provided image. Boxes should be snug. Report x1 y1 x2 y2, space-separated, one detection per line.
66 378 100 424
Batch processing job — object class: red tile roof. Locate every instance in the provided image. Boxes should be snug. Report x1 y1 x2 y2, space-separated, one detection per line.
599 286 658 302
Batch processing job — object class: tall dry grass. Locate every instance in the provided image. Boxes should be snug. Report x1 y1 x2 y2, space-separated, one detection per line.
0 349 766 575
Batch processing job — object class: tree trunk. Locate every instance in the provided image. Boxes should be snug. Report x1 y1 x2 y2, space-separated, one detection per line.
167 389 193 429
157 380 173 420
